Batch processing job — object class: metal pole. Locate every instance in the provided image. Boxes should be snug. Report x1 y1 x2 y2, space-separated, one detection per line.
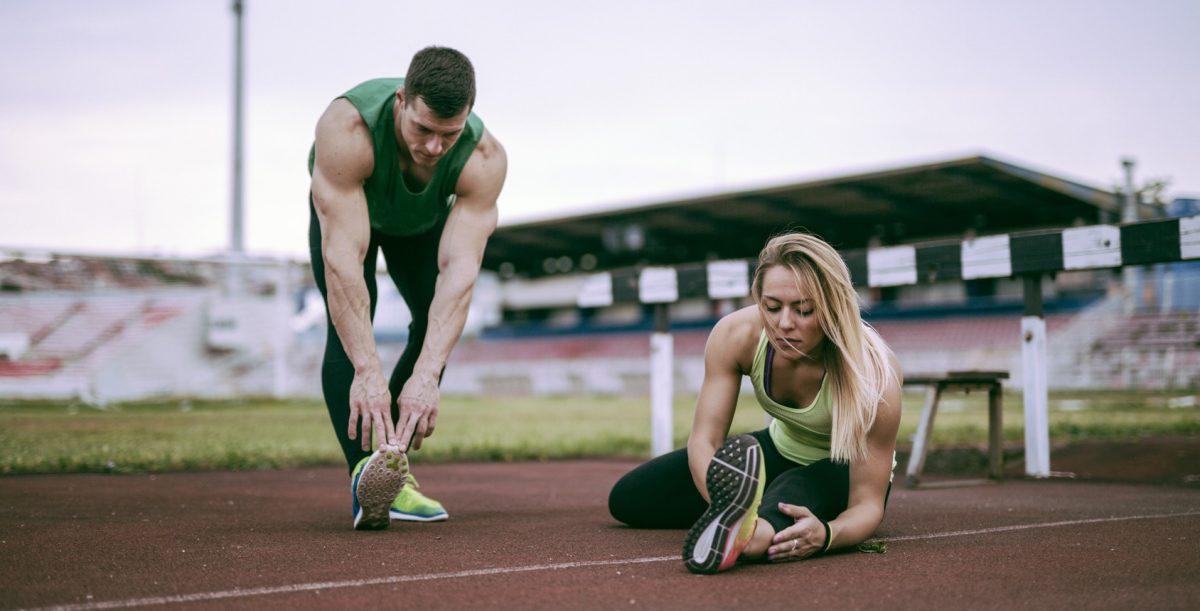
649 303 673 457
1021 274 1050 477
1121 157 1139 311
230 0 245 254
272 261 290 398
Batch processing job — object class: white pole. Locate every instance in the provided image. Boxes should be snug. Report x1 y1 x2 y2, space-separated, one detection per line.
230 0 245 255
650 330 674 457
641 271 678 457
1021 316 1049 476
1121 158 1139 312
1021 275 1050 477
272 261 290 398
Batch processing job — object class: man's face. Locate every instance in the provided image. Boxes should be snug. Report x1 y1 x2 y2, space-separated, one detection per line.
397 90 469 168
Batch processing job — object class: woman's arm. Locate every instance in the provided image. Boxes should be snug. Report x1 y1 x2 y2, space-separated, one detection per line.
825 357 903 549
686 312 753 502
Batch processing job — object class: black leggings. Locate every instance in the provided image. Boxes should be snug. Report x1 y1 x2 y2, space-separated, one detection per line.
308 196 445 473
608 429 853 534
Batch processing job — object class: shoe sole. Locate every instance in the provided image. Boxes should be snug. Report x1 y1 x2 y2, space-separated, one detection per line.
389 510 449 522
682 434 764 574
353 446 408 531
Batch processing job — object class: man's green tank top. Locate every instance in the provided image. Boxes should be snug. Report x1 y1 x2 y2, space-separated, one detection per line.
750 330 833 465
308 77 485 236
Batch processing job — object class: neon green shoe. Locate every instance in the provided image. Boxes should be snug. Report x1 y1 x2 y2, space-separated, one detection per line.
350 445 408 531
389 473 449 522
682 434 766 574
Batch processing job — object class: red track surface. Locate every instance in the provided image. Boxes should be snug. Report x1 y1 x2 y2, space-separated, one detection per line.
2 461 1198 610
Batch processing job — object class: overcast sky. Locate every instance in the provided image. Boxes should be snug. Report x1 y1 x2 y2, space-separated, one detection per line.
1 0 1197 258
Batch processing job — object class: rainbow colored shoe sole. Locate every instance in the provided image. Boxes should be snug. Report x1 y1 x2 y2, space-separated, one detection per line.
682 434 766 574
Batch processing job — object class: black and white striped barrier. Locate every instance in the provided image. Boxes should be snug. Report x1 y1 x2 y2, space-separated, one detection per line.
577 215 1200 471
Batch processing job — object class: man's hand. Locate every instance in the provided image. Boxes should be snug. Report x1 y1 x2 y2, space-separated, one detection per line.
396 375 440 452
348 368 396 451
766 503 829 561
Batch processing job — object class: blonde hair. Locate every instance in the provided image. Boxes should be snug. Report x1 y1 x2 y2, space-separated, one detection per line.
751 232 896 463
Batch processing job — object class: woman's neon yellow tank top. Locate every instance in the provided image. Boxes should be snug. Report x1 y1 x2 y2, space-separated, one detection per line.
750 330 832 465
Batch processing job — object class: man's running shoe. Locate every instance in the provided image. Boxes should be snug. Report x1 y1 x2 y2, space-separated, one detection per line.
682 434 766 574
389 474 449 522
350 445 408 530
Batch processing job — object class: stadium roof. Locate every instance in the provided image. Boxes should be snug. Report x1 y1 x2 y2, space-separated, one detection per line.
483 154 1118 278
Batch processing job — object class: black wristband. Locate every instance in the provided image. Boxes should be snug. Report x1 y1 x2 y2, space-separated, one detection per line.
820 520 833 554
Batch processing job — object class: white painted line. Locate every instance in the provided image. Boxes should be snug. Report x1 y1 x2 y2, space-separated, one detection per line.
24 511 1200 611
26 556 678 611
881 510 1200 543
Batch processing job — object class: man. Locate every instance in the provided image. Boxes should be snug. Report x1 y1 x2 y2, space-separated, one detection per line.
307 46 507 530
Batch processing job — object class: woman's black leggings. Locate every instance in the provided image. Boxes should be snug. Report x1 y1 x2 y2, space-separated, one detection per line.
307 196 445 473
608 429 854 534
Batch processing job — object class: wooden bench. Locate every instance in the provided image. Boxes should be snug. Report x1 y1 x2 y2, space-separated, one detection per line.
902 370 1009 488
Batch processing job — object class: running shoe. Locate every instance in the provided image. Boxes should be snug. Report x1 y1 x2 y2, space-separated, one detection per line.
350 445 408 531
682 434 766 574
389 473 449 522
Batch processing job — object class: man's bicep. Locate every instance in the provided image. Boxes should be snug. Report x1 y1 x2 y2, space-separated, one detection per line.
311 173 372 271
311 101 372 218
437 193 497 274
437 135 506 269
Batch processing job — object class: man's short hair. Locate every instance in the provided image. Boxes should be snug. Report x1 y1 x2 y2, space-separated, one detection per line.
405 46 476 118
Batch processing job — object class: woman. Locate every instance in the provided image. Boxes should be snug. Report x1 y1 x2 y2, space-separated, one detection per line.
608 232 902 574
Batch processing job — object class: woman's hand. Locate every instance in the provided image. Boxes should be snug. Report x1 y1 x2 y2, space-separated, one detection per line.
766 503 829 562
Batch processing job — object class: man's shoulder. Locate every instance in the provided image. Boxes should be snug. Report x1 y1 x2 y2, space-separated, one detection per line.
457 126 507 194
472 126 505 165
320 98 369 134
313 99 374 179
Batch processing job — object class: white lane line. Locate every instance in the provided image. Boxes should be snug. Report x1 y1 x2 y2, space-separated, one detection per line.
25 556 678 611
880 510 1200 543
22 510 1200 611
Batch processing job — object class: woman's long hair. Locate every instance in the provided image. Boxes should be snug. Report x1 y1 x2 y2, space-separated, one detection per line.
751 232 896 463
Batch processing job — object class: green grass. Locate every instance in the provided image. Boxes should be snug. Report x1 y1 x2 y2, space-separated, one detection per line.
0 390 1196 474
898 389 1200 444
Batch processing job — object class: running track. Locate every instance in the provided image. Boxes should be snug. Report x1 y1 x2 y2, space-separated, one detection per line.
2 461 1198 610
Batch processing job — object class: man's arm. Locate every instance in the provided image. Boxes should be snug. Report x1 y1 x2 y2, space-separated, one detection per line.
310 98 397 449
396 128 508 451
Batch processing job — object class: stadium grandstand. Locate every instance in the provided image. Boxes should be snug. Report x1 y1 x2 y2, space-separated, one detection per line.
455 154 1200 395
1 154 1197 403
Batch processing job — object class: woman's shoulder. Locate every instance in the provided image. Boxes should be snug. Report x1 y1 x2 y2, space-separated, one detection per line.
711 305 762 335
706 306 763 362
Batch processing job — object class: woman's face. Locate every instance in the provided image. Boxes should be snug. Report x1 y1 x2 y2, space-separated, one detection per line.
759 265 827 360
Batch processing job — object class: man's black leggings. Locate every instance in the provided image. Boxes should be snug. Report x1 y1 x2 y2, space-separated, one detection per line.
307 196 444 473
608 429 861 535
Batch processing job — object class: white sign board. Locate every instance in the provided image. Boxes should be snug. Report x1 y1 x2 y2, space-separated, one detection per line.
867 246 917 287
1181 215 1200 260
706 260 750 299
577 273 613 308
1062 225 1122 270
639 267 679 304
961 234 1012 279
